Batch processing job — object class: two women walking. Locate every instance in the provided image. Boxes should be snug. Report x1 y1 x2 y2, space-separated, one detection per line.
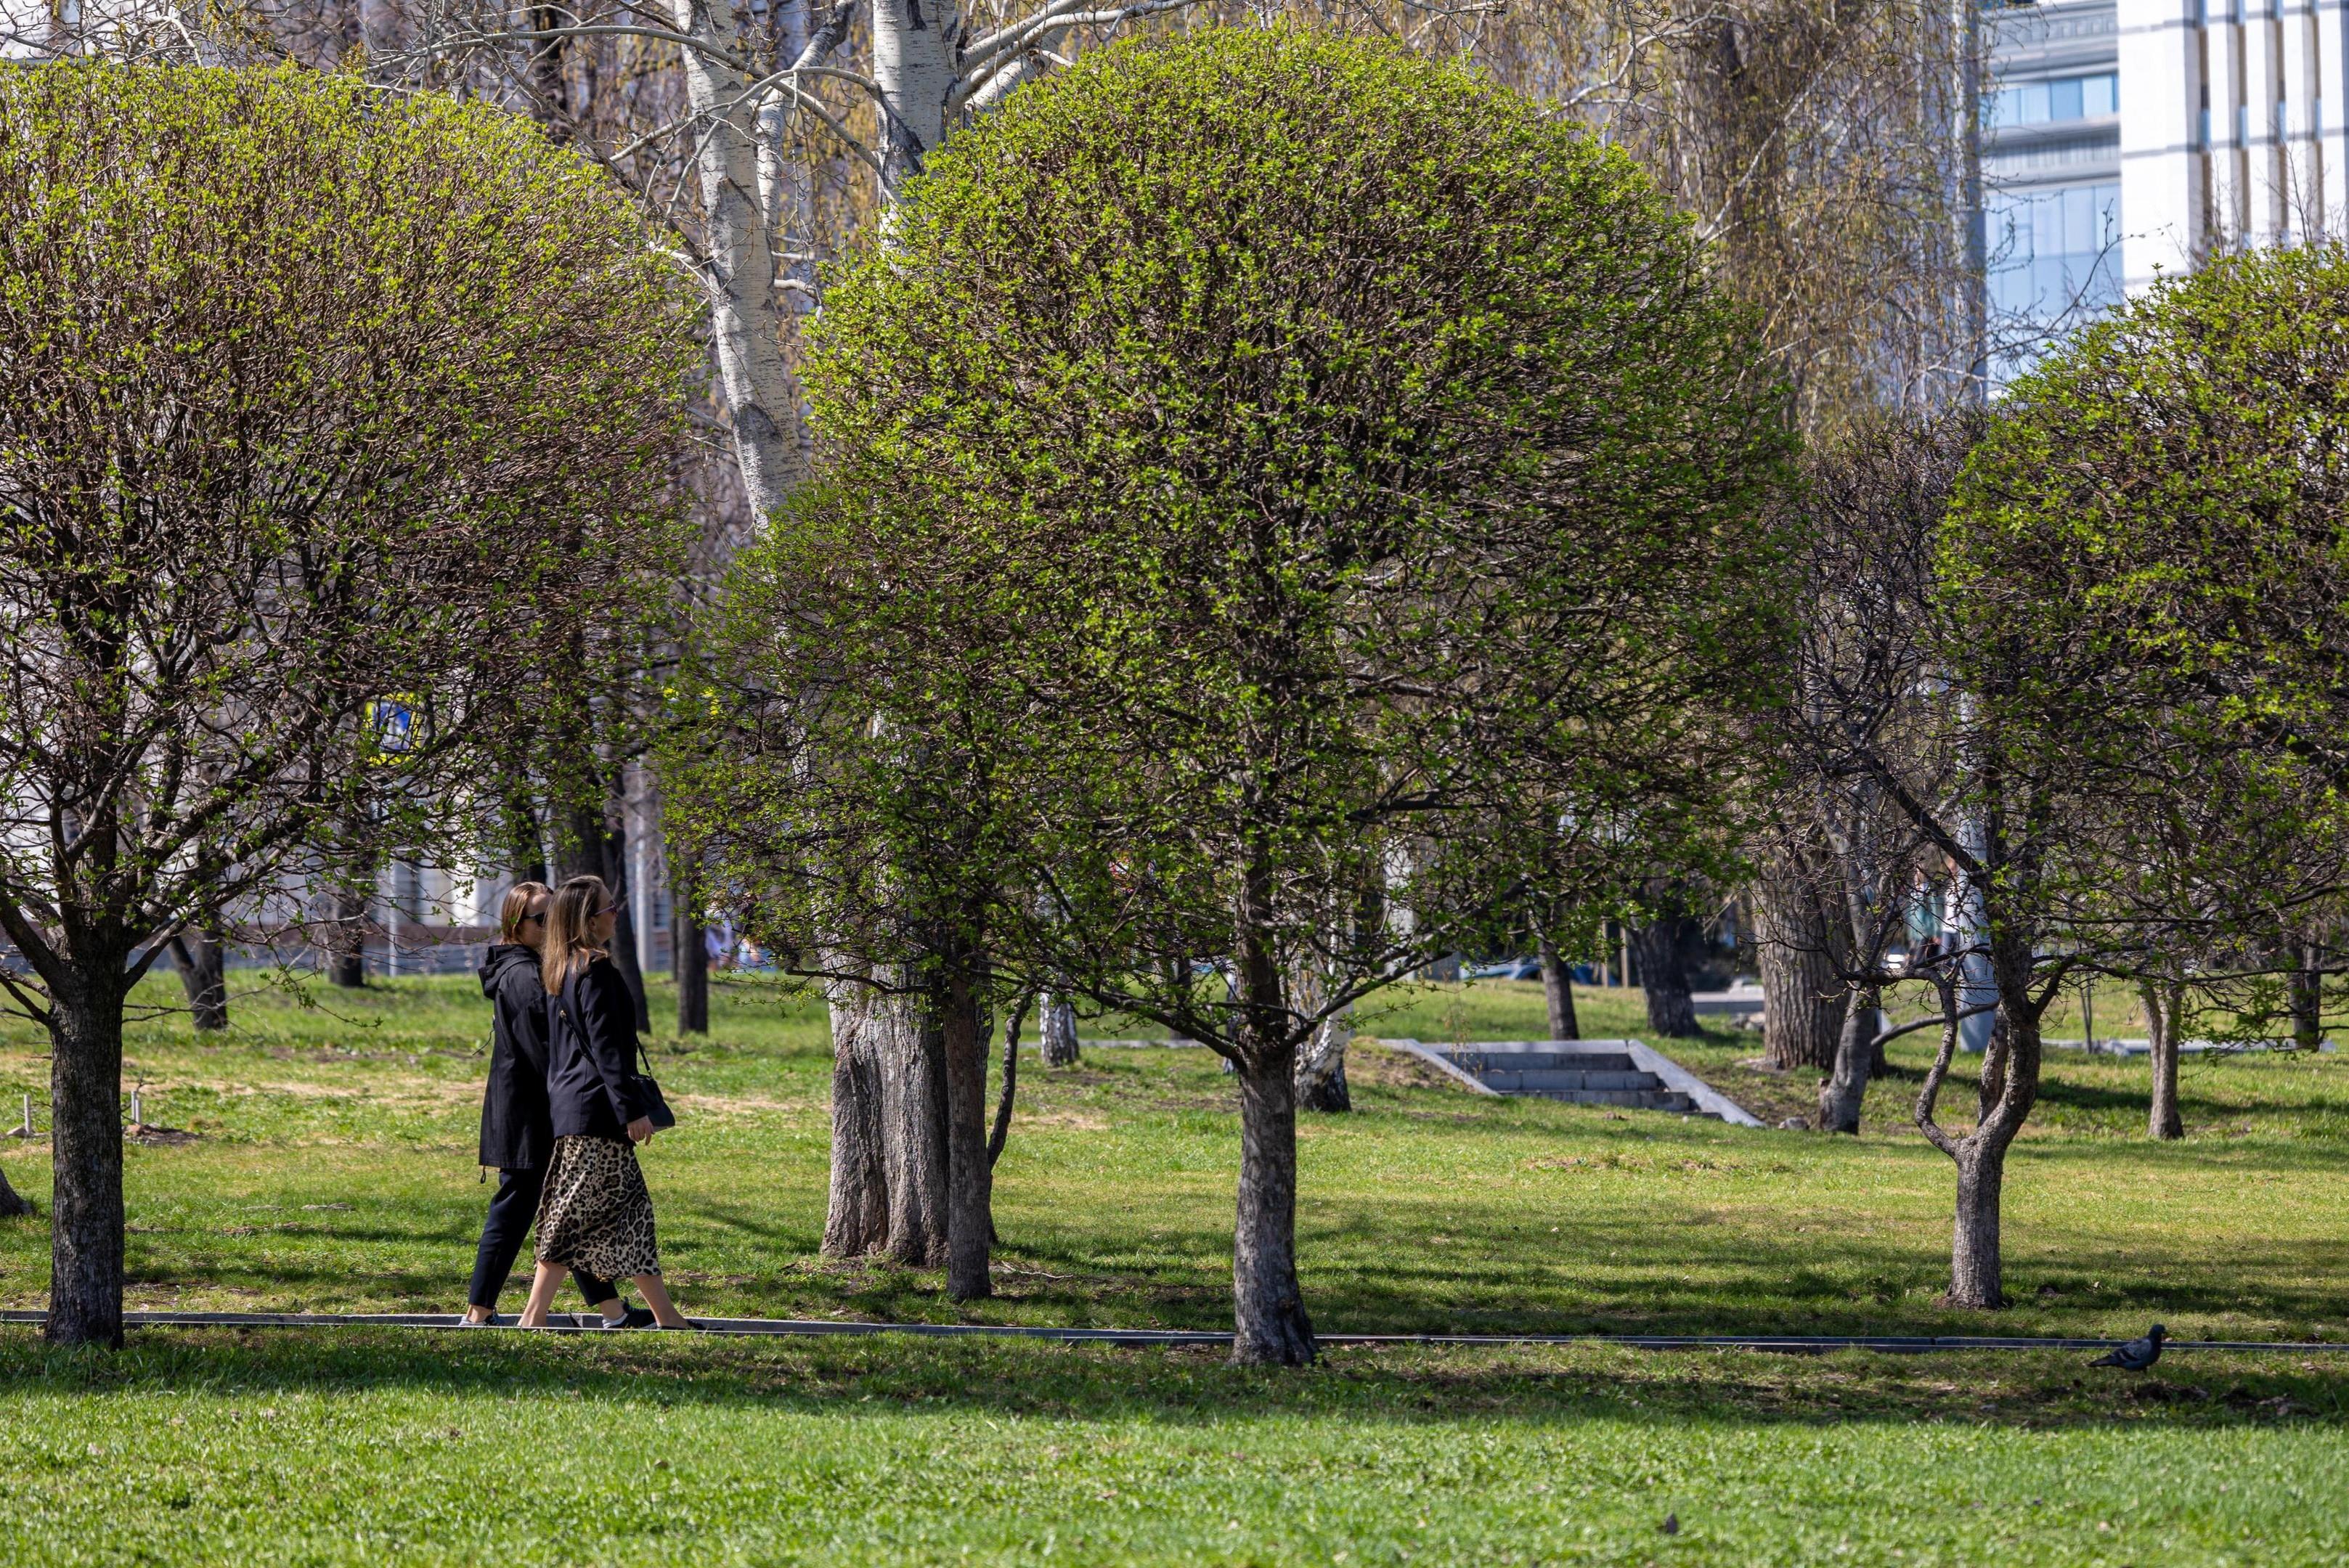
464 874 691 1329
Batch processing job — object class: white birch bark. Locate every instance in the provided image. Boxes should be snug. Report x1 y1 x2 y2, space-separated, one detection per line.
871 0 962 198
654 0 811 521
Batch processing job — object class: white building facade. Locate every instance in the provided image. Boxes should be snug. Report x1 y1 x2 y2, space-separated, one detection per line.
1991 0 2349 372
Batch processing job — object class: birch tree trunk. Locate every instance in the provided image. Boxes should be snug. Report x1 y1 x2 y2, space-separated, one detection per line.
1038 994 1079 1066
1293 996 1352 1114
656 0 811 521
872 0 964 200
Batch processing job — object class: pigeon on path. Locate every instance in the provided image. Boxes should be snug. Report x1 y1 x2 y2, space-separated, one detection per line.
2089 1324 2167 1370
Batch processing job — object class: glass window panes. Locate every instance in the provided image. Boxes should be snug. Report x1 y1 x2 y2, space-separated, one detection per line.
1992 73 2119 127
1984 180 2123 384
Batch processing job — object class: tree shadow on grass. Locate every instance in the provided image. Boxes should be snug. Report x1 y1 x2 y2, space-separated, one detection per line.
4 1327 2344 1436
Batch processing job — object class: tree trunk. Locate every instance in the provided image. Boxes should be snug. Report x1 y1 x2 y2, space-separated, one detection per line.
2143 980 2183 1140
2289 942 2323 1050
1290 968 1351 1112
940 972 992 1300
1815 985 1877 1134
821 984 891 1257
327 885 367 988
1946 1139 2006 1308
1632 918 1701 1037
654 0 810 520
1753 872 1843 1069
48 978 128 1347
1537 934 1580 1041
1294 1007 1351 1113
872 0 964 200
608 893 653 1034
1232 1049 1315 1365
0 1166 30 1219
554 799 604 886
988 996 1025 1168
1038 994 1079 1067
673 899 709 1037
168 929 228 1032
881 984 950 1267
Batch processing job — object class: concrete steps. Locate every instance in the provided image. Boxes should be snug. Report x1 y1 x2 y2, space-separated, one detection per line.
1383 1039 1762 1125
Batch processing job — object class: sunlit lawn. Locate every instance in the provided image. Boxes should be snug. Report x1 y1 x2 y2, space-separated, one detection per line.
0 971 2341 1564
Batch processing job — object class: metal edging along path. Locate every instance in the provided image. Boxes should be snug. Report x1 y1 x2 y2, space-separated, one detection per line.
1 1310 2342 1355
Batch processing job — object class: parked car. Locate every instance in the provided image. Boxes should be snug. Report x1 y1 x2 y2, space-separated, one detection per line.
1467 957 1545 982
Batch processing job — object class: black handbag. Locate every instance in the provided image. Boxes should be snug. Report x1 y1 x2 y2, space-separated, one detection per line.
556 992 676 1131
631 1036 677 1130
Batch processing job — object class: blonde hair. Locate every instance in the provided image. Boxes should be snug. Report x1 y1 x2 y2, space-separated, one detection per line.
497 881 551 944
540 875 612 995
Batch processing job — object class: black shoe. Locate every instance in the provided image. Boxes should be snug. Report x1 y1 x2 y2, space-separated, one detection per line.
457 1312 507 1328
594 1306 658 1329
652 1318 704 1331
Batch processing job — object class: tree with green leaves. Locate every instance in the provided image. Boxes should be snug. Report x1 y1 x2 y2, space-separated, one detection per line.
0 62 695 1347
1945 244 2349 1169
1770 249 2349 1302
683 27 1790 1362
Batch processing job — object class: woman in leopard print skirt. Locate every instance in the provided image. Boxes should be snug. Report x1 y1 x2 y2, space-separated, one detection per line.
515 875 695 1330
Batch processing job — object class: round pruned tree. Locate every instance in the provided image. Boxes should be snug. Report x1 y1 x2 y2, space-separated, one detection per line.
0 62 696 1347
684 27 1790 1363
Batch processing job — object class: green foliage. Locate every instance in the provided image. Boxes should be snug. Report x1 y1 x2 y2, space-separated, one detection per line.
680 27 1791 1045
0 60 699 961
1947 246 2349 973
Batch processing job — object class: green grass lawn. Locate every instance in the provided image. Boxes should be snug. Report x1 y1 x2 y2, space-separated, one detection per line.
0 971 2342 1564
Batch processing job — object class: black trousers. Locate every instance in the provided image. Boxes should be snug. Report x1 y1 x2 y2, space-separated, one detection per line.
468 1165 616 1310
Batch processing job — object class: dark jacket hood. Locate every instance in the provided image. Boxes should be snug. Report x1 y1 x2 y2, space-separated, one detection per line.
479 943 542 999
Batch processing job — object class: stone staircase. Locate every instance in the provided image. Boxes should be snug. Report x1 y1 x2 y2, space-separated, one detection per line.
1385 1038 1762 1125
1444 1045 1699 1112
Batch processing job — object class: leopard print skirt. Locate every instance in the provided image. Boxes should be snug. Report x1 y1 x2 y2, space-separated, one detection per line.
534 1135 660 1281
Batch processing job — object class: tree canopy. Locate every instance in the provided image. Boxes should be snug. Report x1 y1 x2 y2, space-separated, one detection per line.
0 60 698 1345
677 26 1791 1363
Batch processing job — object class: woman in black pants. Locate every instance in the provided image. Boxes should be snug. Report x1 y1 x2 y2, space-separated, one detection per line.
517 874 691 1329
462 881 651 1328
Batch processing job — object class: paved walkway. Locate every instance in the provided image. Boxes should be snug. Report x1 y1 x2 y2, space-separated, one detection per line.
2 1310 2340 1354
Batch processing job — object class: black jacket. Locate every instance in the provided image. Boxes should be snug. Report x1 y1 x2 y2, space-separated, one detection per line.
477 944 555 1169
546 955 652 1140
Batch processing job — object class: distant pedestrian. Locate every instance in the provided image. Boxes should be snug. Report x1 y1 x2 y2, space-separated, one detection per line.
461 881 650 1328
516 875 693 1330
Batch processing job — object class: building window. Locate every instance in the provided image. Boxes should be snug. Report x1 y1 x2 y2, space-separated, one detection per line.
1991 73 2120 128
1986 180 2123 382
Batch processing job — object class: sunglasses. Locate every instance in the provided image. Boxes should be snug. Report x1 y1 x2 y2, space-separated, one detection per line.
523 912 546 926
